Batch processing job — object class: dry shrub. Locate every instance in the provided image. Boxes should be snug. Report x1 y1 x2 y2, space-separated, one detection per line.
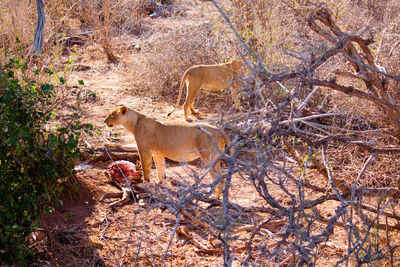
231 0 301 70
0 0 80 55
326 144 400 188
79 0 149 35
315 0 400 123
92 0 118 62
0 0 81 85
322 0 400 126
230 0 400 133
73 0 181 62
115 0 184 34
130 0 179 19
129 22 236 99
78 0 182 35
0 1 34 58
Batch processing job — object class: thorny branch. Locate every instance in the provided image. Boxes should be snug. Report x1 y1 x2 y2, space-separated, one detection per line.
93 3 400 267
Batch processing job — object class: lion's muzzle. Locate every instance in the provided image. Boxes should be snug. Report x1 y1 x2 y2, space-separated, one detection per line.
104 119 113 127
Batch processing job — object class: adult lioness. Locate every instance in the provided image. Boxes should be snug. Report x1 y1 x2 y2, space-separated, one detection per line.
168 59 242 121
104 106 231 198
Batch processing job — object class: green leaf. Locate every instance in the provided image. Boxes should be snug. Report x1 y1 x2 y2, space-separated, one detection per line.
0 57 82 264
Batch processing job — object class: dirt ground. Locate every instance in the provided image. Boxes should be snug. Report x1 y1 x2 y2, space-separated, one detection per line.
30 1 350 266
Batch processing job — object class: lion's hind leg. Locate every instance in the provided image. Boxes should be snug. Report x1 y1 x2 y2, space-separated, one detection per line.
183 85 200 121
139 151 153 182
210 162 224 199
200 151 224 199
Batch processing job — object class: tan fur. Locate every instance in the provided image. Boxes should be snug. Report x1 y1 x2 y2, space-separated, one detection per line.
169 59 242 121
104 106 231 198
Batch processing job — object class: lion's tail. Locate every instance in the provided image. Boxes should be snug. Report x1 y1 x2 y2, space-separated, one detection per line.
167 70 189 117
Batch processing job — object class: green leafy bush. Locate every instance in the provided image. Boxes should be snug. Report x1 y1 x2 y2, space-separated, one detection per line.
0 58 81 264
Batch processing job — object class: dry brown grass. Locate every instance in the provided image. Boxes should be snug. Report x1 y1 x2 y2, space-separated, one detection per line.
0 1 46 57
127 21 236 100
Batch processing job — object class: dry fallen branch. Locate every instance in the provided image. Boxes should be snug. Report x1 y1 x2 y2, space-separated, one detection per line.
177 226 210 250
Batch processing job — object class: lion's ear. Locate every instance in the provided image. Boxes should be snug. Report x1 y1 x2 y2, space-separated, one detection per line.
120 106 128 115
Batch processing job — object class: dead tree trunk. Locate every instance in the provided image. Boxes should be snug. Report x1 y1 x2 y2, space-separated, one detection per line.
32 0 45 55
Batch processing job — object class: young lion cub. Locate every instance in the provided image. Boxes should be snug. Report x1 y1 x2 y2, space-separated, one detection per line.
169 59 242 121
104 106 231 198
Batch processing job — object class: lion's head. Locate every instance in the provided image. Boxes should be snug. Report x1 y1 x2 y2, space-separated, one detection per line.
104 106 128 127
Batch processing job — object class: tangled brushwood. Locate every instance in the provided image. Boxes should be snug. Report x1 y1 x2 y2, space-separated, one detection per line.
133 2 400 266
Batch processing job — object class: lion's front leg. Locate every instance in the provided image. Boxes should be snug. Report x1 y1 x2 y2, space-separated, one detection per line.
153 153 166 185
